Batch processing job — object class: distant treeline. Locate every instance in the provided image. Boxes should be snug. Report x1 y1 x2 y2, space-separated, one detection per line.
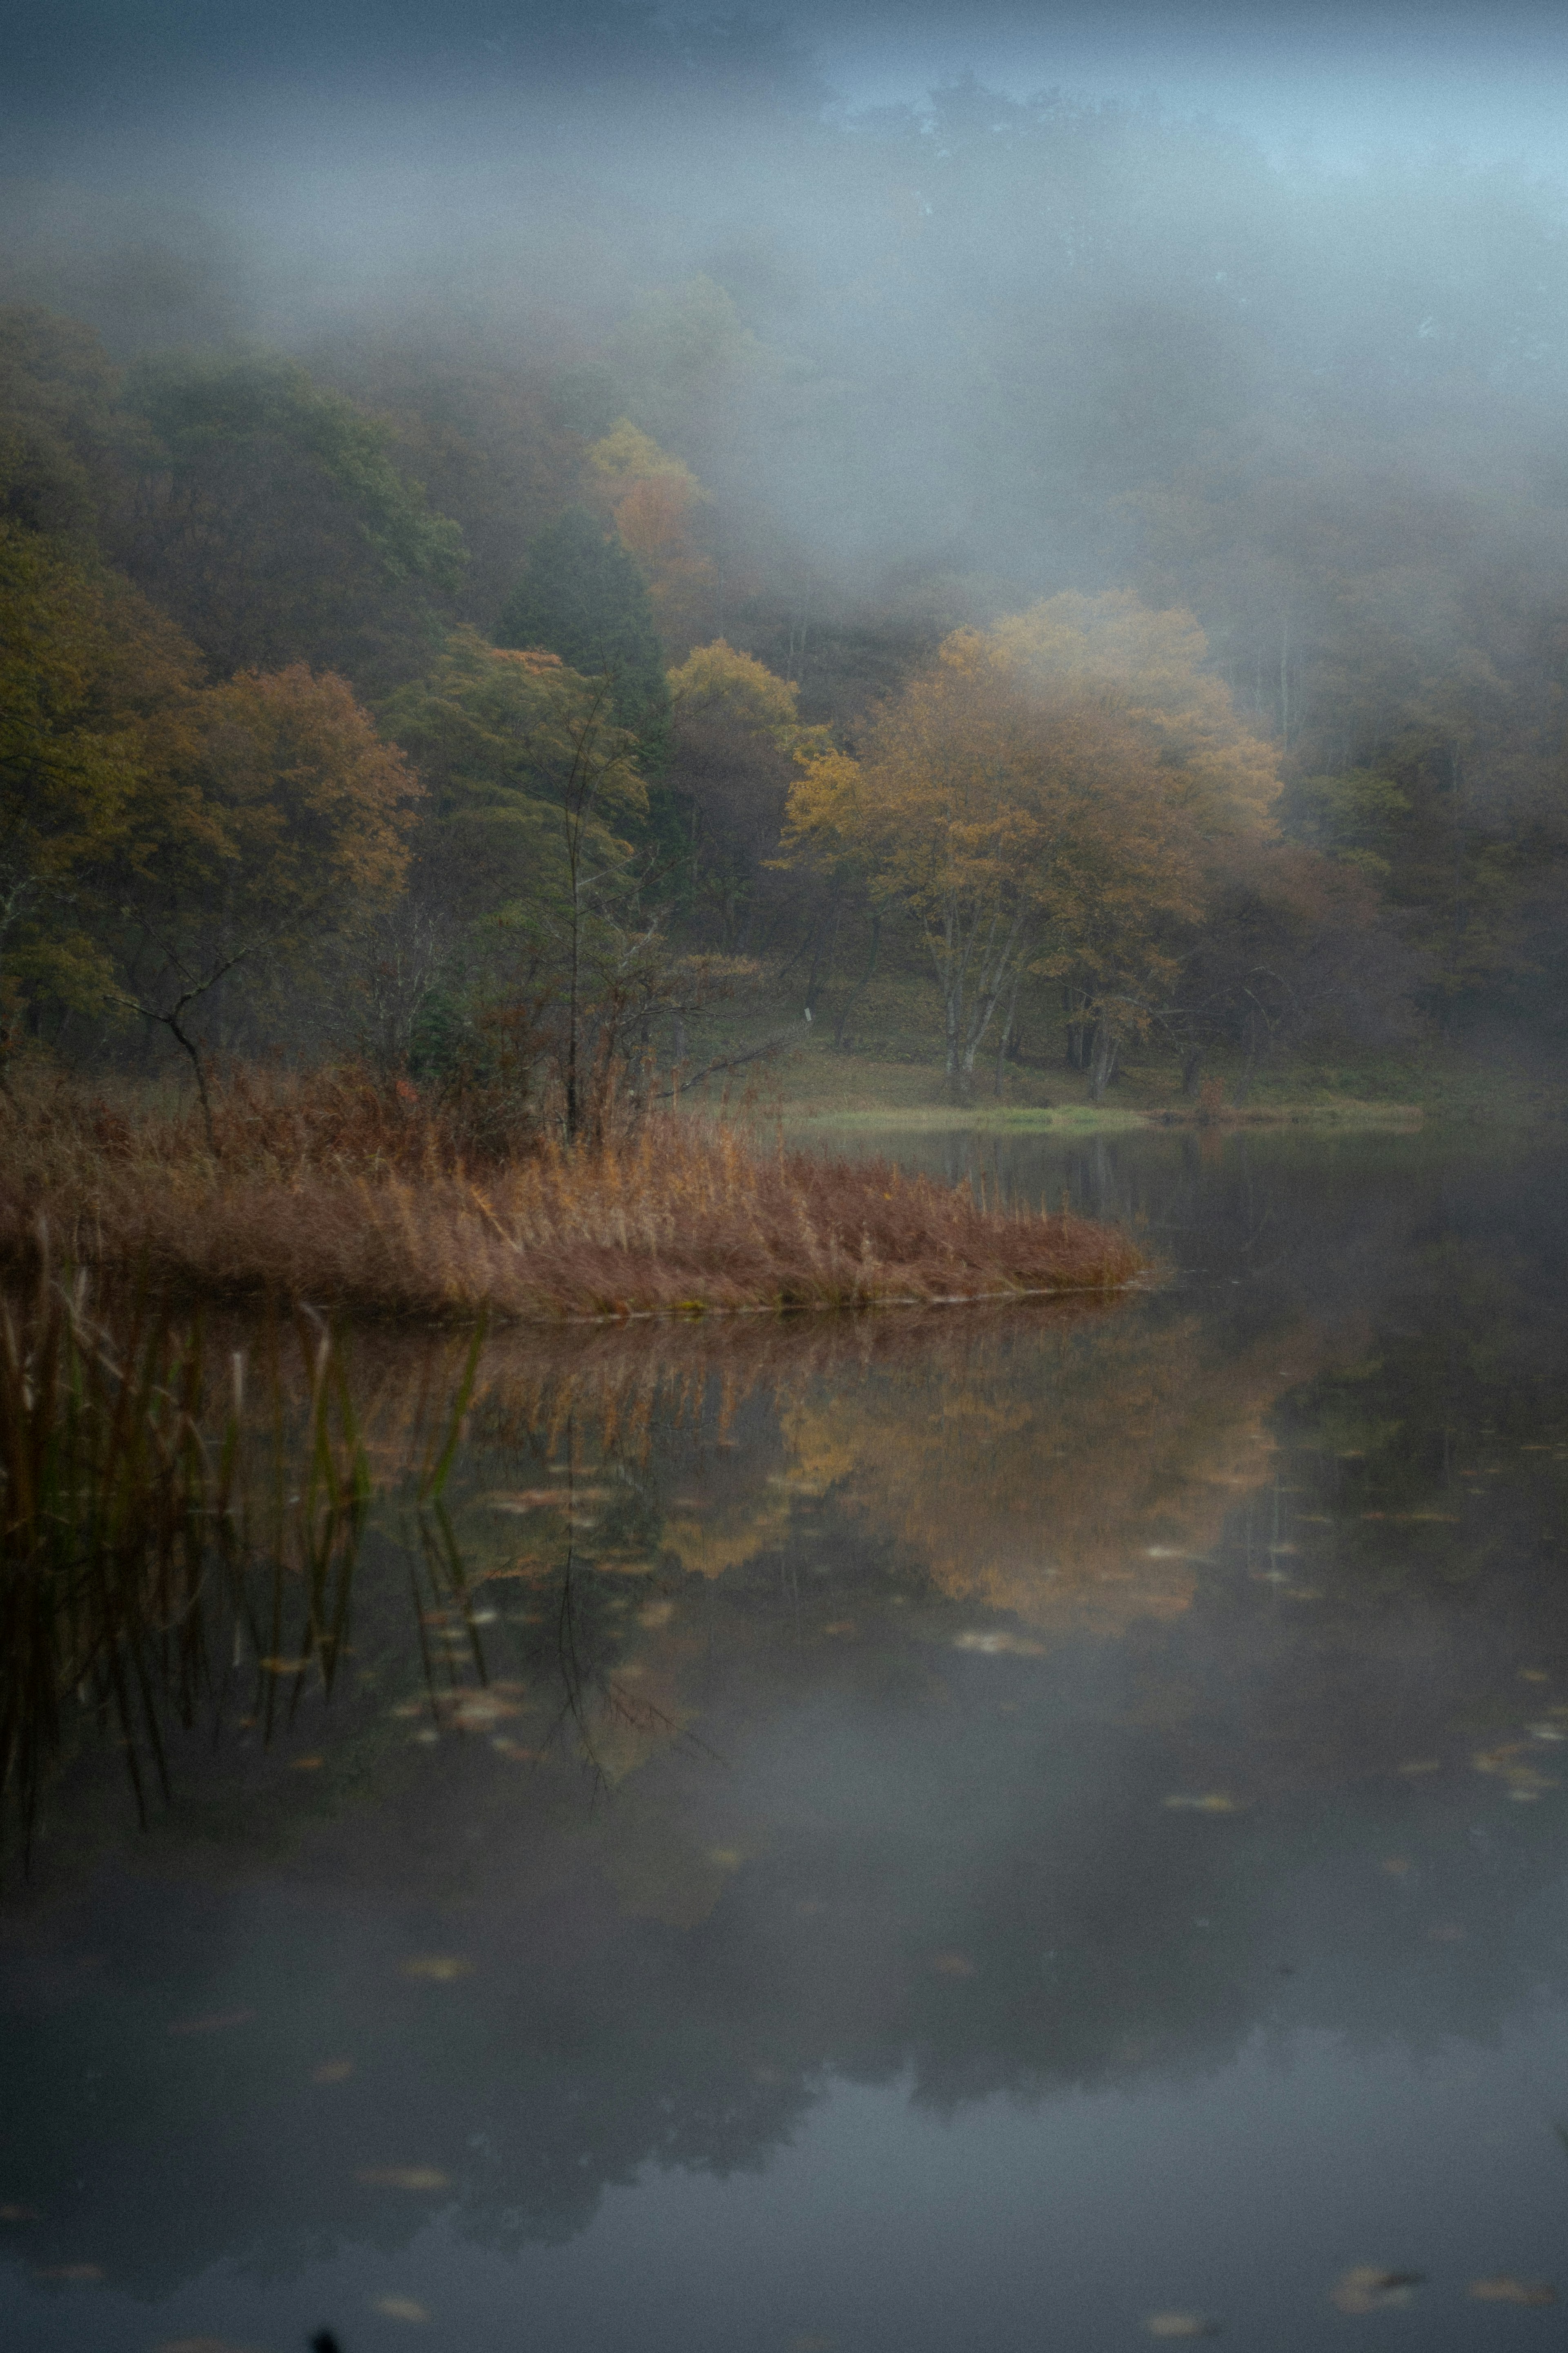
5 78 1568 1097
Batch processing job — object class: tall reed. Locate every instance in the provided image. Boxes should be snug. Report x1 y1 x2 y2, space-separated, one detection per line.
0 1065 1146 1317
0 1258 370 1863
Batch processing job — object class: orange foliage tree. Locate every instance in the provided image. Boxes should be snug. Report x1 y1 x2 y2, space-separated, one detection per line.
121 663 420 1076
784 594 1279 1097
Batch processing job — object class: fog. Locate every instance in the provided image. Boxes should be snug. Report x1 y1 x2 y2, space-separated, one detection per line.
7 0 1568 1081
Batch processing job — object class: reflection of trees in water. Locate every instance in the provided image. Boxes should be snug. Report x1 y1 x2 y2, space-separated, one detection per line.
7 1531 1568 2302
8 1137 1568 2298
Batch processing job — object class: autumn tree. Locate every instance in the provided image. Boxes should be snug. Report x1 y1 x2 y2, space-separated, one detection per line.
1166 839 1428 1100
0 522 206 1070
665 638 826 946
384 629 614 919
785 595 1278 1097
118 351 467 688
119 664 421 1077
0 306 137 544
586 420 717 658
385 628 664 1137
311 332 590 632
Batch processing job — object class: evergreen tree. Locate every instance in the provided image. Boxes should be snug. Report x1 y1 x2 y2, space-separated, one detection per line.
494 507 670 771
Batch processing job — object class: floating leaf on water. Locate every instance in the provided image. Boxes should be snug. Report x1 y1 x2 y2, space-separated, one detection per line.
0 2204 40 2221
1162 1794 1244 1813
1520 1669 1551 1683
953 1630 1044 1656
637 1601 675 1628
166 2008 255 2036
482 1490 571 1512
390 1702 424 1720
373 2297 431 2323
707 1848 744 1870
823 1621 856 1637
1331 2267 1424 2314
290 1756 325 1772
1146 2314 1221 2338
312 2060 354 2084
1528 1724 1566 1742
930 1952 976 1978
258 1657 314 1676
401 1956 470 1982
356 2168 450 2192
1469 2278 1556 2306
444 1696 519 1731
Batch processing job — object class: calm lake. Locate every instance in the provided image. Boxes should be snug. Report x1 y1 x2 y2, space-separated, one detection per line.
5 1124 1568 2351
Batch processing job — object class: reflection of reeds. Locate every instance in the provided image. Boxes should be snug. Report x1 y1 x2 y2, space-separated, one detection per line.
1 1070 1143 1316
0 1262 369 1863
1 1278 1151 1862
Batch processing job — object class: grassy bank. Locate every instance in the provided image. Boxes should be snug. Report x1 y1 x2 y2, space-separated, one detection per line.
0 1069 1145 1318
662 961 1568 1130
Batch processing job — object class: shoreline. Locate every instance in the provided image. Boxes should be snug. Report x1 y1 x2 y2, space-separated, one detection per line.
776 1102 1428 1136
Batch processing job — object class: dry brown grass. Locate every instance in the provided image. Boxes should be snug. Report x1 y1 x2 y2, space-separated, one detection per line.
0 1065 1145 1318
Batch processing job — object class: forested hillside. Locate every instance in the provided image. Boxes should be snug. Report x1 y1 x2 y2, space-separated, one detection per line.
7 40 1568 1106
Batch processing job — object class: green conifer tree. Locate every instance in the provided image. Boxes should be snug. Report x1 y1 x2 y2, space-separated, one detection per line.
494 507 670 773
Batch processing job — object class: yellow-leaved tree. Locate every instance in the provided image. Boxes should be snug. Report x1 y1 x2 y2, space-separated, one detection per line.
782 593 1280 1097
586 419 715 655
0 521 208 1073
666 639 826 944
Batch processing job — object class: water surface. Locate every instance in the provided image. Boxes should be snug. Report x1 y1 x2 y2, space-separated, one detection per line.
4 1127 1568 2351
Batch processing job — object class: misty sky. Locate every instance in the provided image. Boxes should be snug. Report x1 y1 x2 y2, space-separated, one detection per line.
6 0 1568 176
791 0 1568 167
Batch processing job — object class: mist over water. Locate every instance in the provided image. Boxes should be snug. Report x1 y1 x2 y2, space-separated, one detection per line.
4 1128 1568 2350
8 14 1568 2347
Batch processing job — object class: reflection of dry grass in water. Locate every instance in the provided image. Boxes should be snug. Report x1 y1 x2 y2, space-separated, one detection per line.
445 1294 1133 1458
0 1267 373 1856
0 1069 1142 1318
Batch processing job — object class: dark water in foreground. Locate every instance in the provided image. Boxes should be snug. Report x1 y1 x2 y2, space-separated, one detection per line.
5 1126 1568 2353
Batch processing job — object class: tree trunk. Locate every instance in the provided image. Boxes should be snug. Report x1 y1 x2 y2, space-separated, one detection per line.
804 900 840 1019
994 971 1022 1097
833 912 880 1049
1064 987 1091 1070
1181 1046 1206 1099
944 986 964 1098
1088 1017 1118 1103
